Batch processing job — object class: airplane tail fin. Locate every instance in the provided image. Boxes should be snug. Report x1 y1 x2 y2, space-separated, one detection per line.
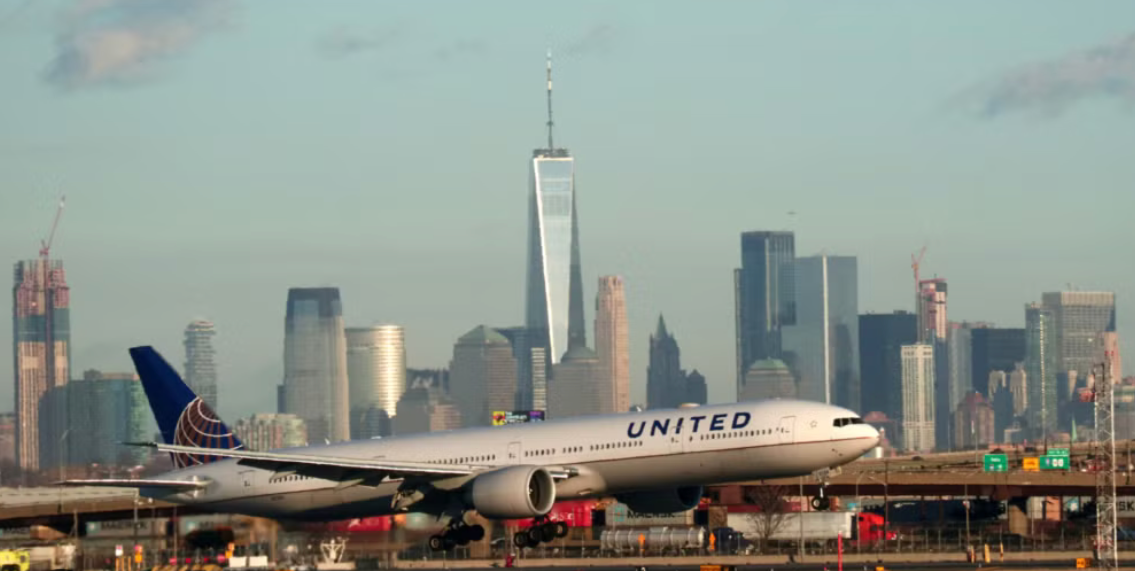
129 346 242 468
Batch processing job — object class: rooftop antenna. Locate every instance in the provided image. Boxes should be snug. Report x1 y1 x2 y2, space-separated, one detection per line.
546 49 554 151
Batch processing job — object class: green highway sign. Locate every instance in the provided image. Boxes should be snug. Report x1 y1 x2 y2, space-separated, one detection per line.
1041 455 1070 470
1048 448 1070 457
983 454 1008 472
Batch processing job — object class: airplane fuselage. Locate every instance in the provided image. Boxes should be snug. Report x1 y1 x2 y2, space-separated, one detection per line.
142 400 877 521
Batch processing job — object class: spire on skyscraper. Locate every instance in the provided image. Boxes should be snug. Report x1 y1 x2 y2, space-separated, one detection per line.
546 49 555 151
656 314 669 339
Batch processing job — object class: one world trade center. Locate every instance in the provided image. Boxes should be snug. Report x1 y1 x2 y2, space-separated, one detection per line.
522 53 586 409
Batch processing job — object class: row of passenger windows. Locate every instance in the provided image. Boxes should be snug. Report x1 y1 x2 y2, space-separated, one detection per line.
834 417 864 427
270 474 311 483
427 455 497 465
591 441 644 451
699 428 778 441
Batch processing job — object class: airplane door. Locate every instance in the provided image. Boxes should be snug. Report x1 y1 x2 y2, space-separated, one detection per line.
778 416 796 445
507 441 522 464
239 470 257 489
668 434 684 454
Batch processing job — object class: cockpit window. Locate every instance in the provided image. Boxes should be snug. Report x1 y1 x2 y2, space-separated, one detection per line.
833 417 865 427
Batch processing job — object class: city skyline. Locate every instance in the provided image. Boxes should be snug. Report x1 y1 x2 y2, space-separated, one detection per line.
3 2 1135 422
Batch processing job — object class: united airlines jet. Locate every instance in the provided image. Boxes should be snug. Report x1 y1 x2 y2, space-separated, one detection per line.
66 347 879 551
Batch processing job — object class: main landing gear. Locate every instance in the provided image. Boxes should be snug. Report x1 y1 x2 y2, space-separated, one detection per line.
428 518 485 551
512 518 568 549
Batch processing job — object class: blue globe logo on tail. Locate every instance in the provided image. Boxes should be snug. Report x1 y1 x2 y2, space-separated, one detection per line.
129 346 243 468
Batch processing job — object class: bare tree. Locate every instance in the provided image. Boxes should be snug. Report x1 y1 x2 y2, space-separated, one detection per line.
744 484 790 553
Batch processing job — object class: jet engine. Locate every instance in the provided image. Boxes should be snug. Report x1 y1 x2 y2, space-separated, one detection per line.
615 485 704 513
467 465 556 519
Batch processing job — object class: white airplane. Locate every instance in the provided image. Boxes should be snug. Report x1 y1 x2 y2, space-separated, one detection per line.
66 346 879 551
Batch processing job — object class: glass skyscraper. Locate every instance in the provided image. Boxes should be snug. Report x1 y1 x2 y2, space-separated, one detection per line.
1025 302 1059 438
346 325 406 419
782 254 858 409
183 320 218 411
858 311 918 424
735 231 796 397
525 151 585 364
281 287 350 443
1041 291 1117 379
522 56 586 408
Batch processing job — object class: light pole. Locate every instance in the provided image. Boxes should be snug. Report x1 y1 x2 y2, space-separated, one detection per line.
961 468 982 550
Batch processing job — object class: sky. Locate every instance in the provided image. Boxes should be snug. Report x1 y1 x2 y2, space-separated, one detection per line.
2 1 1134 422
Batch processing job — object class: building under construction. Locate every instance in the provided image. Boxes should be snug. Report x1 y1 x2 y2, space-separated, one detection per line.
12 259 71 473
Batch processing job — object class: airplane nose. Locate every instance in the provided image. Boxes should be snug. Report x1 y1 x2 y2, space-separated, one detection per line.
865 425 881 449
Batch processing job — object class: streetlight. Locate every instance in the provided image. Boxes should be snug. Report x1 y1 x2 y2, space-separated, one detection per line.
960 468 983 550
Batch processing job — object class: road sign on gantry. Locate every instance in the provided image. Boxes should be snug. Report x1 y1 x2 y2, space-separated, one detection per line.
984 453 1008 472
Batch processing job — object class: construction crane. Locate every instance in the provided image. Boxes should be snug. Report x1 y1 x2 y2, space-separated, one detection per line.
39 195 66 389
911 246 927 342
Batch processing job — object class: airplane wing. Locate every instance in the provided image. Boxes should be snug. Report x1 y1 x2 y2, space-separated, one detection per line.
58 478 210 490
147 443 576 483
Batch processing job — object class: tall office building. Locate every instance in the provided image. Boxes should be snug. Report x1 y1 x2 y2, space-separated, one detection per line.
394 381 462 435
735 231 795 397
0 413 15 469
971 327 1026 396
233 413 308 451
1042 291 1117 378
1025 303 1059 438
595 276 630 413
953 392 994 449
549 346 606 418
947 324 977 417
523 55 587 410
450 326 518 427
738 359 797 402
183 320 218 411
859 311 918 423
782 254 859 408
901 344 936 452
346 325 406 438
39 370 150 470
281 288 350 444
12 259 71 472
646 316 704 409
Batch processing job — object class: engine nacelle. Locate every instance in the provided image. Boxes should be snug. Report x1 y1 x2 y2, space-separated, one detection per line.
615 485 704 514
467 465 556 519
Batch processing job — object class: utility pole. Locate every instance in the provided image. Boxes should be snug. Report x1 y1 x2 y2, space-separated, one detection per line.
1094 351 1118 571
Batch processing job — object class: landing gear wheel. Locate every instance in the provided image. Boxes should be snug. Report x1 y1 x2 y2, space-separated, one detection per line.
811 495 831 511
453 529 471 546
468 524 486 542
527 526 545 545
553 521 569 538
428 535 445 551
513 533 530 548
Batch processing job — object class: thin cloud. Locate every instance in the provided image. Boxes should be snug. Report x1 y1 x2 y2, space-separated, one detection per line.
317 27 399 59
44 0 233 91
432 38 488 62
562 24 619 57
960 32 1135 118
